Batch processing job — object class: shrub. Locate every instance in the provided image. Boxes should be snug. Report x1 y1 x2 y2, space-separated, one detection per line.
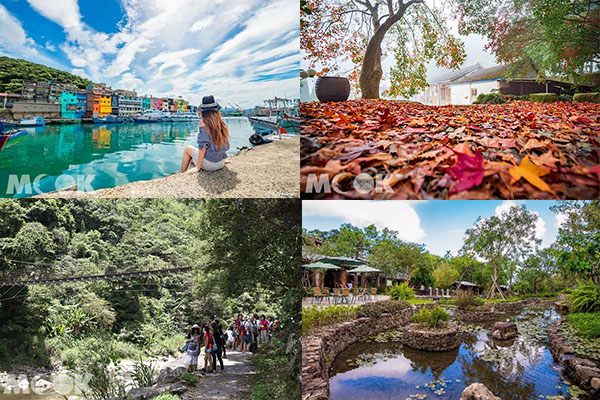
573 93 600 103
567 313 600 338
388 282 415 301
411 306 449 329
455 290 485 310
473 91 505 104
180 372 199 384
530 93 558 102
557 94 573 102
250 338 301 400
569 281 600 313
302 305 358 334
132 358 156 388
356 300 411 319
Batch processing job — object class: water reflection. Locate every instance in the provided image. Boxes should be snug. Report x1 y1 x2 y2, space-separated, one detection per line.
329 308 573 400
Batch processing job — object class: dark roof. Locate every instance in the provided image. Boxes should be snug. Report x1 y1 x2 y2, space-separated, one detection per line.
454 62 538 84
430 63 483 84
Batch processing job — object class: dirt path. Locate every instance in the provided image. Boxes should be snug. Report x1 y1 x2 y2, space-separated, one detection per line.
182 350 254 400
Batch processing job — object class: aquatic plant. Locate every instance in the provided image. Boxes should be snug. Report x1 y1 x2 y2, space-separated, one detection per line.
411 306 449 329
388 282 416 301
569 281 600 313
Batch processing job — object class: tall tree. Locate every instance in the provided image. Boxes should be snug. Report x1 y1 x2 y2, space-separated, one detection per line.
301 0 466 98
455 0 600 79
461 205 539 298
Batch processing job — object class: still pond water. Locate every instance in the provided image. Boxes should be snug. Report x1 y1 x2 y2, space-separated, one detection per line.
0 117 252 197
330 308 578 400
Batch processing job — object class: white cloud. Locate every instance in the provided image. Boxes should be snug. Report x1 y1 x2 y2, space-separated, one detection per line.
556 212 569 228
495 200 546 241
302 200 426 243
0 4 38 56
189 16 216 32
26 0 83 30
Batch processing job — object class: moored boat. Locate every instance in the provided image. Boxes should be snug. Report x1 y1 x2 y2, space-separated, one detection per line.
133 110 169 123
167 112 201 122
0 122 28 151
93 116 125 124
15 116 46 127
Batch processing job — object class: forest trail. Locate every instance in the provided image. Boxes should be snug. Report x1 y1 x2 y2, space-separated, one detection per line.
181 351 254 400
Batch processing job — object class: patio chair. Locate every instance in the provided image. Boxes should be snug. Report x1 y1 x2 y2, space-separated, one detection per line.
341 288 351 304
370 287 377 301
352 287 362 304
312 287 325 305
322 287 331 304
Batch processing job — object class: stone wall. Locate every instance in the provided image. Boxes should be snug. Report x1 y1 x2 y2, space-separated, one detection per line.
302 307 415 400
454 308 497 322
548 320 600 396
401 322 460 351
489 300 525 314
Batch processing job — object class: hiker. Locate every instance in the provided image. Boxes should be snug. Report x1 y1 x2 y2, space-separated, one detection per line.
272 316 279 335
242 316 253 353
180 95 230 173
233 314 242 351
225 325 235 351
267 316 274 340
202 323 214 373
249 314 259 353
185 324 201 372
258 315 269 345
211 319 225 372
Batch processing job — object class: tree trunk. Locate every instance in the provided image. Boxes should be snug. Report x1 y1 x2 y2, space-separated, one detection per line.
359 5 408 99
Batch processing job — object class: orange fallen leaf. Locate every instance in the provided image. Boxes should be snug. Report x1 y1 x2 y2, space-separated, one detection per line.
509 155 553 192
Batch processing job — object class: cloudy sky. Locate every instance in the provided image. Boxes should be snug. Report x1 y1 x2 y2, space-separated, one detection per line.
303 200 566 257
0 0 299 107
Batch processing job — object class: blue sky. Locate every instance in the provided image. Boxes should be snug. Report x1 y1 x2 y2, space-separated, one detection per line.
0 0 299 107
303 201 567 257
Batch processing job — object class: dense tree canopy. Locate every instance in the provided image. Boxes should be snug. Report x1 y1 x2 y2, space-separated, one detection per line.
0 57 94 94
455 0 600 79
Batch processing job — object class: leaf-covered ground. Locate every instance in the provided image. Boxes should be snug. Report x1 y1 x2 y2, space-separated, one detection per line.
300 100 600 199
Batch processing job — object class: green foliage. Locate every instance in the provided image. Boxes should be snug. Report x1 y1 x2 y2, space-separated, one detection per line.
529 93 558 102
455 290 485 310
153 395 180 400
473 91 505 104
410 306 449 328
82 361 129 400
409 263 434 288
432 262 459 288
567 313 600 338
569 281 600 313
302 305 358 334
250 339 301 400
133 358 156 388
180 372 199 384
356 300 411 319
388 282 415 301
0 56 94 94
573 93 600 103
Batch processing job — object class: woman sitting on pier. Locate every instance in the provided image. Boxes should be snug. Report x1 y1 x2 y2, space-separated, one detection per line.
180 95 230 173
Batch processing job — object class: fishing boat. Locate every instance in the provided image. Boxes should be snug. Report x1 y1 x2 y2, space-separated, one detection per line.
93 116 125 124
133 110 168 123
166 112 201 122
278 114 301 134
0 123 28 151
248 115 278 133
2 116 47 127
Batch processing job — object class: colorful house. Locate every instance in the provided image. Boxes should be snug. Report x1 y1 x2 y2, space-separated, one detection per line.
161 98 169 111
92 94 101 117
99 95 112 116
142 96 151 110
60 91 77 119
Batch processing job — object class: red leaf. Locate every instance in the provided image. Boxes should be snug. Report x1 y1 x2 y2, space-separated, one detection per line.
446 146 485 194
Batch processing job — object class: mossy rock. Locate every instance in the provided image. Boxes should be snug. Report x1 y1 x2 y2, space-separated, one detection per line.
573 93 600 103
529 93 558 103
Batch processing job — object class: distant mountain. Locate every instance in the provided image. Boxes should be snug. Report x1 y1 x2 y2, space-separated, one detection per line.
0 56 94 94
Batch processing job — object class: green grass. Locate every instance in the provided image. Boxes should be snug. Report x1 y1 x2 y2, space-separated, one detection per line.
411 306 449 329
302 305 358 335
407 299 434 305
567 313 600 338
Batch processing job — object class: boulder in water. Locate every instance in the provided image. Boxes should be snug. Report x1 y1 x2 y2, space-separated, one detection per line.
491 322 518 340
460 383 501 400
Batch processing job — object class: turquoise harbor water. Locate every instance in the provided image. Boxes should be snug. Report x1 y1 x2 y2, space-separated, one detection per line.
0 117 253 197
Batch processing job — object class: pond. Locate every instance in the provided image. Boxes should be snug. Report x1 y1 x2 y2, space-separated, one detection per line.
329 307 582 400
0 117 253 197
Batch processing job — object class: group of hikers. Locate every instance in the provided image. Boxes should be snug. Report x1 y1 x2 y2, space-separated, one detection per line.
184 314 279 373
